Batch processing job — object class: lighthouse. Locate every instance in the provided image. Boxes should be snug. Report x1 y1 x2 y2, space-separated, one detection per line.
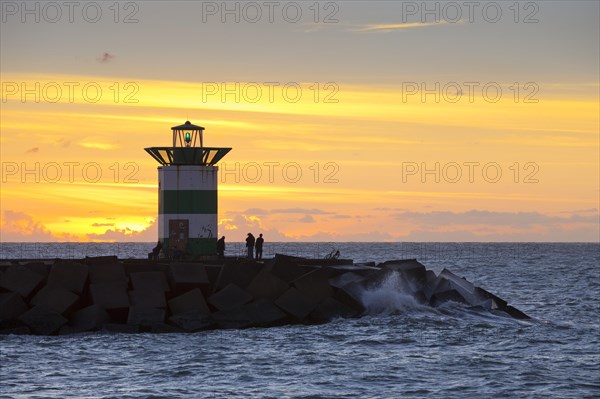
145 121 231 258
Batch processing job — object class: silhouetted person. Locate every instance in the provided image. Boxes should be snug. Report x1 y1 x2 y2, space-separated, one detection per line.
149 240 162 260
217 236 225 258
246 233 255 259
255 233 264 260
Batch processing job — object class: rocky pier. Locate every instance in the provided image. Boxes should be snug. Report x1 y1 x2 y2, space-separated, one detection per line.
0 254 529 335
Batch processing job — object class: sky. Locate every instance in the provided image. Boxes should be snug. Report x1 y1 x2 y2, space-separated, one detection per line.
1 0 599 242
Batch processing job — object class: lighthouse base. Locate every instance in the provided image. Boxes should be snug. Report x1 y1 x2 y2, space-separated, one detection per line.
157 165 219 258
161 237 217 259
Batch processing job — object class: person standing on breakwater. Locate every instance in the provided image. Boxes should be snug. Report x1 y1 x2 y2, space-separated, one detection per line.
255 233 264 260
246 233 255 259
217 236 225 258
149 241 162 260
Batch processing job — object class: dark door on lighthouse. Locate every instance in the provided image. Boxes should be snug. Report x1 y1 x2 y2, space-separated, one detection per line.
169 219 189 253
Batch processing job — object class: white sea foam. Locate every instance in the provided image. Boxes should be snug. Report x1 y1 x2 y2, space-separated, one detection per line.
358 271 423 315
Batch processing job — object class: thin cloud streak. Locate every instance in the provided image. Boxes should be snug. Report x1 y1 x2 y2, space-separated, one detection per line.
354 21 457 32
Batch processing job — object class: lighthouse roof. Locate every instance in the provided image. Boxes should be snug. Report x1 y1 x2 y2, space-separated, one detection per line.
171 120 205 131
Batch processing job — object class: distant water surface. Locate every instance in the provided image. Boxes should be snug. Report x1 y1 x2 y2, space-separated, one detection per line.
1 242 598 398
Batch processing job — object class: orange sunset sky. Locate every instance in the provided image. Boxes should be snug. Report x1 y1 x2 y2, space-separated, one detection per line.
1 1 598 242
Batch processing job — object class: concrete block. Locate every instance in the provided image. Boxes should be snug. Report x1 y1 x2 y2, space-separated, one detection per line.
247 270 289 301
169 312 215 332
292 268 334 303
130 271 170 292
429 289 467 307
127 306 165 326
0 326 31 335
169 263 211 298
204 265 222 287
101 323 139 333
310 297 358 321
413 290 427 304
69 305 109 332
478 298 500 311
85 255 119 265
328 272 364 289
326 264 380 276
338 280 364 301
212 308 253 329
47 261 88 294
293 267 335 284
359 268 396 290
426 270 437 284
168 288 210 316
18 306 67 335
0 265 44 297
275 287 316 320
128 289 166 308
58 325 79 335
23 262 51 280
333 287 365 314
424 275 452 301
505 305 530 320
209 283 253 311
0 264 9 274
90 281 129 309
354 262 377 267
438 268 477 304
212 298 288 329
474 287 507 310
382 259 427 289
244 299 288 326
268 254 314 283
88 262 127 284
124 262 169 276
150 323 182 333
31 286 79 314
0 292 28 322
215 260 261 291
169 262 209 285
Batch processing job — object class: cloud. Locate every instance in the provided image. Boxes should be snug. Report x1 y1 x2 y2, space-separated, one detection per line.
401 225 600 242
355 21 455 32
97 52 115 63
58 138 71 148
0 210 76 241
293 230 396 242
25 147 39 153
562 208 598 214
91 223 115 227
385 209 599 242
79 141 117 150
330 214 352 219
393 210 599 227
86 219 157 242
243 208 269 215
271 208 334 215
299 215 316 223
218 214 290 241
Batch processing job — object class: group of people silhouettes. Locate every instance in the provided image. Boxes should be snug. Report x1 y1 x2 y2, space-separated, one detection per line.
216 233 265 260
246 233 264 260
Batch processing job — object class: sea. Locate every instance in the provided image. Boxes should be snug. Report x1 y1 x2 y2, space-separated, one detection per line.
0 242 598 399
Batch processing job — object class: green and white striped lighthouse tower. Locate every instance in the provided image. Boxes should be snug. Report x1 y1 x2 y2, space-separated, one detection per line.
145 121 231 258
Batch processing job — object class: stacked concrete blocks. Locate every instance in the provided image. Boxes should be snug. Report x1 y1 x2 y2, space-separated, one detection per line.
0 254 531 335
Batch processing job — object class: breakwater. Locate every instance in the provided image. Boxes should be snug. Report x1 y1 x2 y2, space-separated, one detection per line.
0 254 529 335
